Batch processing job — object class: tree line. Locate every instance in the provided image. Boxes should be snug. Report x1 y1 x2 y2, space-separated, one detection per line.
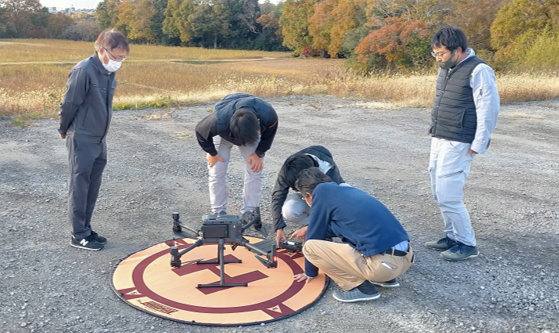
1 0 558 72
280 0 558 72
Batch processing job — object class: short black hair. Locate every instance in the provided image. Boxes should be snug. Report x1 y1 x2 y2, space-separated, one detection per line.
95 29 130 53
431 25 468 52
230 107 259 146
295 167 332 196
284 153 316 190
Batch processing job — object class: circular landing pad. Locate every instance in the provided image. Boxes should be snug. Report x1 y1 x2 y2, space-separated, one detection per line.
111 237 328 326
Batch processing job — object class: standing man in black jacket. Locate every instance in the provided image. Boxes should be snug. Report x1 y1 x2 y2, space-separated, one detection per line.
195 93 278 228
272 145 344 245
59 29 129 251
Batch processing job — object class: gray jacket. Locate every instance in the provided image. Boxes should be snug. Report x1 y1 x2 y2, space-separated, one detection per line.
58 52 116 143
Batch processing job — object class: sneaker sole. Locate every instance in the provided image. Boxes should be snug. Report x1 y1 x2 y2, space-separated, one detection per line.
441 252 479 261
371 281 400 288
69 241 103 251
332 293 380 303
425 243 455 251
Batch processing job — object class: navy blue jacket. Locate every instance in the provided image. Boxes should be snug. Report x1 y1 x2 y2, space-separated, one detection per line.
305 182 409 277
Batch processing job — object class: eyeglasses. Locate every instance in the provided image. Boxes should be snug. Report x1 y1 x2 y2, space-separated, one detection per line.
104 48 126 62
431 50 451 58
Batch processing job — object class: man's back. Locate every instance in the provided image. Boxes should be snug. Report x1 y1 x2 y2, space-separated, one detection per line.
306 182 408 257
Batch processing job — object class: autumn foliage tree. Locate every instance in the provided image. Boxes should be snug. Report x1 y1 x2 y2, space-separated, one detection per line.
328 0 366 57
444 0 505 52
279 0 318 55
491 0 559 70
0 0 43 37
355 17 432 71
255 11 285 50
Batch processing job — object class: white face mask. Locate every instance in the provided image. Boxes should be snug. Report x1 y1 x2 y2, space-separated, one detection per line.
102 57 122 72
101 48 123 72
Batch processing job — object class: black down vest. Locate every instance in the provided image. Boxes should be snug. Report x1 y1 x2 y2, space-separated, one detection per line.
430 56 485 143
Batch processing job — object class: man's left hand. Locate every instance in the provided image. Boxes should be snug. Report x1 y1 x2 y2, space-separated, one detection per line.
467 149 478 156
289 226 308 240
294 273 314 284
247 153 264 173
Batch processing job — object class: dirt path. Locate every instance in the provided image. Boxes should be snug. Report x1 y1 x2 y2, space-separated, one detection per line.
1 96 558 333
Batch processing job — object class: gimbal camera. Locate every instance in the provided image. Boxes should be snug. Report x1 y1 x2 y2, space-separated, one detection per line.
170 212 278 288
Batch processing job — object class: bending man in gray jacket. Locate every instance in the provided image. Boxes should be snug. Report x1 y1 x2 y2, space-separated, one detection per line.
58 29 129 251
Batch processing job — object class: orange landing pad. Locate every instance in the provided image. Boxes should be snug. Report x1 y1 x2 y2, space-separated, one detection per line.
111 237 328 326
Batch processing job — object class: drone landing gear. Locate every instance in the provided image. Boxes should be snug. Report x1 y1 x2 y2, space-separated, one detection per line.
196 238 247 288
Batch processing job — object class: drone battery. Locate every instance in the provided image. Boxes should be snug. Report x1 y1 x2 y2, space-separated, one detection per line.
202 224 229 238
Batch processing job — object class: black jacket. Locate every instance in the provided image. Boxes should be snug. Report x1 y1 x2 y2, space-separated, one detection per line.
195 93 278 157
272 145 344 231
58 52 116 143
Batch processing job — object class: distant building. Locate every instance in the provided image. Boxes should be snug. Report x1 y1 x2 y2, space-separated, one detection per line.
48 6 95 15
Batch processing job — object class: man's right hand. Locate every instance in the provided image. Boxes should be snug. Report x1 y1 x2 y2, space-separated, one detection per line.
59 134 65 139
276 229 287 246
207 154 225 167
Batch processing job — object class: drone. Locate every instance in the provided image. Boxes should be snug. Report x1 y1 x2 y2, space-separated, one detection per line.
169 212 278 288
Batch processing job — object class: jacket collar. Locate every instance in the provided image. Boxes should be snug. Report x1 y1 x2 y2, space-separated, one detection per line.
92 51 112 76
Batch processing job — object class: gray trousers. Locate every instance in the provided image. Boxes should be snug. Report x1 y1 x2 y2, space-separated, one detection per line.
66 135 107 240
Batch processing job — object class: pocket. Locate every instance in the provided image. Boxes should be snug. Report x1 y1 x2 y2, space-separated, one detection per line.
439 170 464 178
448 140 468 151
81 106 90 126
92 82 107 92
381 261 397 270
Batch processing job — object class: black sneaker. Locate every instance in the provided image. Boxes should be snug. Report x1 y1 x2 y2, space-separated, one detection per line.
425 236 457 251
70 234 104 251
333 281 380 303
371 279 400 288
90 231 107 244
441 242 479 261
242 209 262 230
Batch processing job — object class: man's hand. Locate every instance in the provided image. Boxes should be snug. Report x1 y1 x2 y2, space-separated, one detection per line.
247 153 264 173
276 229 287 246
207 154 225 167
59 134 66 139
294 273 314 284
467 149 478 156
289 226 308 240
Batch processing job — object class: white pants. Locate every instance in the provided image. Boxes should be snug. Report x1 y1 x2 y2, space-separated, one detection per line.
208 136 264 214
428 137 476 246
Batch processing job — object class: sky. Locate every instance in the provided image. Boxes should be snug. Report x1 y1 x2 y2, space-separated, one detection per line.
39 0 280 10
40 0 101 9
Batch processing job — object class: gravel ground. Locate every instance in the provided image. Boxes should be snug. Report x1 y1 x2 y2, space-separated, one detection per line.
1 95 558 333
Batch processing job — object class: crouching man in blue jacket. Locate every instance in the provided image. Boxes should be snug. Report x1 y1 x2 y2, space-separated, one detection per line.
293 167 414 302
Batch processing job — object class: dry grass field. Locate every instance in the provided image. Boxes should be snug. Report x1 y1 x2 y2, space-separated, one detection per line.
1 39 558 121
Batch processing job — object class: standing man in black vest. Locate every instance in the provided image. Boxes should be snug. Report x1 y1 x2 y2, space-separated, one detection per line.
195 93 278 230
425 26 500 261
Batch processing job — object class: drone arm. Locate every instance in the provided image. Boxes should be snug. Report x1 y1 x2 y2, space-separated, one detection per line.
178 238 204 257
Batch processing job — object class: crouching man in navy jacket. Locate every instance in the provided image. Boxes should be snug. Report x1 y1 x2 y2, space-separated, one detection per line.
293 167 414 303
